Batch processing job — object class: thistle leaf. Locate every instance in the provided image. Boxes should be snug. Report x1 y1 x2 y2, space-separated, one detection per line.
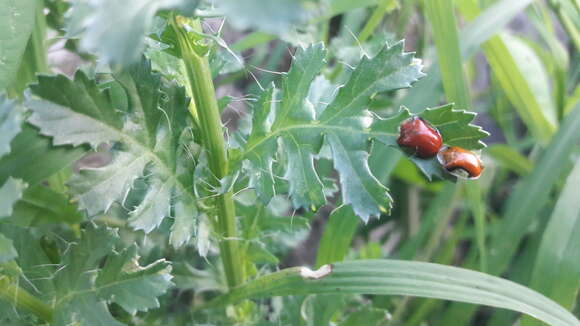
65 0 197 65
27 58 199 247
238 41 425 222
371 105 489 180
52 225 172 325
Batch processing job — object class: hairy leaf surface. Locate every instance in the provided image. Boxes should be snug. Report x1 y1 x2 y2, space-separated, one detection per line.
50 225 173 325
236 43 488 220
66 0 197 65
371 104 488 180
27 59 198 247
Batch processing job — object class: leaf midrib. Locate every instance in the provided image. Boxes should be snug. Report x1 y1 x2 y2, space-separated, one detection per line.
55 260 169 306
240 123 398 165
52 108 196 205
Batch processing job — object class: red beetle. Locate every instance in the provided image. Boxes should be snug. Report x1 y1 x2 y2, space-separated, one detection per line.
397 116 443 158
437 146 484 179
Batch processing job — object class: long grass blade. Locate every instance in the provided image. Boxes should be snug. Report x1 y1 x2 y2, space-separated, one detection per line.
521 158 580 326
316 205 360 268
205 260 580 326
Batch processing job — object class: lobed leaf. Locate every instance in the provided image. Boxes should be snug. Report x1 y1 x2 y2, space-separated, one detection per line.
371 104 488 180
7 185 83 226
238 41 425 222
65 0 197 65
96 245 173 315
27 58 200 248
52 225 173 325
0 125 87 187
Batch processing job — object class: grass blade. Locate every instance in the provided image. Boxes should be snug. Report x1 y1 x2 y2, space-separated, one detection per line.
205 260 580 326
482 34 557 143
316 205 360 268
521 158 580 326
489 104 580 276
423 0 471 109
460 0 535 58
443 103 580 325
423 0 487 274
487 144 533 176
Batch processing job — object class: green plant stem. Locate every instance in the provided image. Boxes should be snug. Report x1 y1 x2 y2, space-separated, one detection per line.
170 16 244 289
0 277 53 322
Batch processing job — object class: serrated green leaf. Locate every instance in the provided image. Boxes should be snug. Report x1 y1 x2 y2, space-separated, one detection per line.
245 85 277 204
326 133 391 218
8 185 83 226
26 58 199 247
0 95 23 158
281 133 326 209
96 245 173 315
65 0 197 65
371 104 488 180
408 156 446 181
372 105 488 150
127 172 172 232
28 72 123 148
418 104 488 149
238 41 425 221
169 200 197 248
0 178 27 218
68 151 149 215
0 124 87 186
53 225 172 325
0 0 36 89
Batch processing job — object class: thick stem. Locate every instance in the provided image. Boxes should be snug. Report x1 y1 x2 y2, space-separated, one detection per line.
0 277 53 322
170 17 245 288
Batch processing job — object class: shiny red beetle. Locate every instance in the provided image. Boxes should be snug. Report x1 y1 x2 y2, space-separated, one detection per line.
437 146 484 179
397 116 443 158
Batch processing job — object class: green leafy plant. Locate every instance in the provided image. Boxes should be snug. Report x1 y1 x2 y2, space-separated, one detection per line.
1 0 579 325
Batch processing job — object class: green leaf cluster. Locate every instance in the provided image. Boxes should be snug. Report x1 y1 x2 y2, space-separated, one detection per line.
26 59 200 248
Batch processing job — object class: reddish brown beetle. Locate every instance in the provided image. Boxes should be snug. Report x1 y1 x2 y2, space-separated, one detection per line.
397 116 443 158
437 146 484 179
